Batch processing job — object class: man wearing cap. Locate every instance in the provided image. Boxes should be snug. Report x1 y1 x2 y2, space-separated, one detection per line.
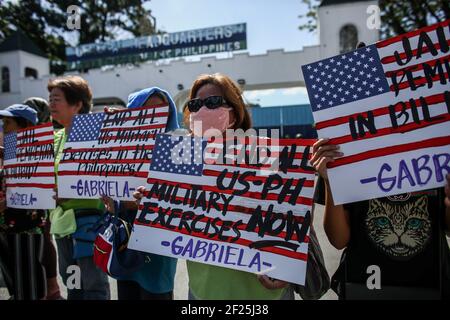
0 104 38 133
0 104 49 300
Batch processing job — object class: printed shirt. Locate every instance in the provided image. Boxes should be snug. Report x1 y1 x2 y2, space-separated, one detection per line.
315 177 450 296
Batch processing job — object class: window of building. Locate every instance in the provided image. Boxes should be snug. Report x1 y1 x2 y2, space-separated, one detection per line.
25 67 38 79
340 24 358 54
1 67 10 92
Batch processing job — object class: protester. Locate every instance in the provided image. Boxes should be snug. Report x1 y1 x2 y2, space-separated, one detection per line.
313 135 450 299
312 39 450 301
48 76 110 300
133 73 306 299
102 87 179 300
0 104 47 300
311 41 450 300
23 97 63 299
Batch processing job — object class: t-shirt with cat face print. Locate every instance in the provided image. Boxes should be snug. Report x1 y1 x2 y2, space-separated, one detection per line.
314 178 450 299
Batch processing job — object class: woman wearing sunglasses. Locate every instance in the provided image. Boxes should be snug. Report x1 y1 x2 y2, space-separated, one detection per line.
134 73 294 300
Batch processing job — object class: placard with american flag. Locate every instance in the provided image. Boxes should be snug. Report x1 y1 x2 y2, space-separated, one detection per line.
128 133 316 285
4 123 56 209
57 104 168 200
302 19 450 205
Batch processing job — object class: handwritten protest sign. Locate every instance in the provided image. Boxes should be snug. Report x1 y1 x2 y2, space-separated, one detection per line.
302 19 450 204
57 104 168 200
128 133 316 285
4 123 55 209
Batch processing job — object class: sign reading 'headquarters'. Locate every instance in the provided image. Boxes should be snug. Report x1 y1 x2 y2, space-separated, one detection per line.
65 23 247 71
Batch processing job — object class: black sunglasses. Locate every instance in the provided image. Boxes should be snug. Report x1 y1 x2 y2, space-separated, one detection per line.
187 96 227 112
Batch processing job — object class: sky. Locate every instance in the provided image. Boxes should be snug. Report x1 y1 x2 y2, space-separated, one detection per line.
7 0 318 107
147 0 318 107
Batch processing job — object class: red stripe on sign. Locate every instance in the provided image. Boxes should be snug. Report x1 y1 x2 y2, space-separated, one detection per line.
381 39 450 65
384 53 450 78
63 145 154 153
111 103 168 113
389 71 450 92
6 183 55 189
4 172 54 178
328 135 450 168
315 92 446 130
103 115 168 126
17 123 54 132
329 113 450 145
144 191 307 223
146 177 314 206
205 148 311 160
17 131 54 141
137 204 309 243
16 151 53 159
208 137 316 147
376 19 450 49
100 121 168 132
202 169 315 187
278 139 317 146
205 162 315 174
58 170 148 178
17 139 54 148
134 220 308 261
102 104 168 122
4 162 54 169
59 158 150 164
97 134 156 142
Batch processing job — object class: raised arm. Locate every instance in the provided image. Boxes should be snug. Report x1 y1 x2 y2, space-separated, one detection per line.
311 138 351 249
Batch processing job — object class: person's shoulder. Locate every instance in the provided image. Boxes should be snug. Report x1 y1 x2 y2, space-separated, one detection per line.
54 128 64 138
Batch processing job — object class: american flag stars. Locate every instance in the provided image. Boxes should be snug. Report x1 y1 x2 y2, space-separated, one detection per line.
303 44 390 112
4 133 17 161
68 113 104 142
150 134 204 176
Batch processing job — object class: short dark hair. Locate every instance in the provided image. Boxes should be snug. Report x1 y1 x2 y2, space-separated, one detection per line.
8 116 34 129
47 76 93 114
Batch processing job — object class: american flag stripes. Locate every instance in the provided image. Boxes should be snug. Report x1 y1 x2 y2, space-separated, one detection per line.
57 104 168 200
129 133 316 285
4 123 56 209
302 19 450 204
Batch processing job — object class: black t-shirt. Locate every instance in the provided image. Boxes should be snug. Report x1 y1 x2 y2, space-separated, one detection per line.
315 177 450 297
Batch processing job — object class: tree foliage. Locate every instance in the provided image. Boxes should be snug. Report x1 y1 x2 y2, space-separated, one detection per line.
0 0 163 74
298 0 450 38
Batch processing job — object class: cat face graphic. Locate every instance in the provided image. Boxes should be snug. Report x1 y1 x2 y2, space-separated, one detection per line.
365 196 431 261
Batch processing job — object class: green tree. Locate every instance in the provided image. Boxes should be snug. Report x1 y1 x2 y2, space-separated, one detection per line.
0 0 66 61
298 0 319 33
379 0 450 38
48 0 162 44
298 0 450 38
0 0 163 74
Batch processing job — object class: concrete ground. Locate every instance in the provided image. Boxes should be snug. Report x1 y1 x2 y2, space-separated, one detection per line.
14 203 450 300
0 205 342 300
2 203 449 300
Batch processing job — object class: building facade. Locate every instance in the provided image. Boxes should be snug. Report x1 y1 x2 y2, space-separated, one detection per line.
0 0 378 136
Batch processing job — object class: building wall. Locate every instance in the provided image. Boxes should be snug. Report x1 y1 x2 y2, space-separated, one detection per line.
0 51 21 96
0 50 50 106
318 0 379 58
0 0 378 111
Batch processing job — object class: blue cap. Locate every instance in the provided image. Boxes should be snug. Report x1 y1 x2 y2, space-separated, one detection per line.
0 104 38 125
